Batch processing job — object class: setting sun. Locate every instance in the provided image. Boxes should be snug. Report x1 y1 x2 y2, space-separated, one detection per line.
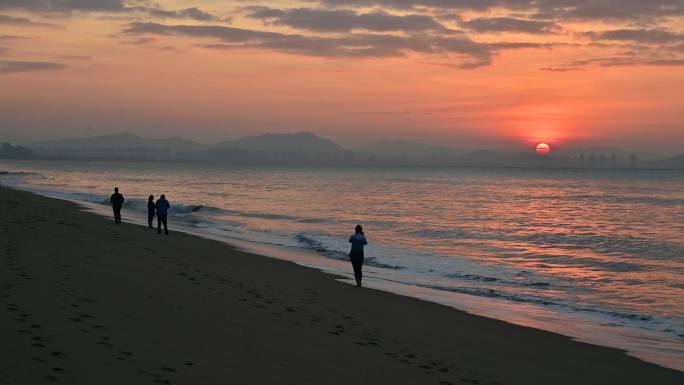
536 143 551 155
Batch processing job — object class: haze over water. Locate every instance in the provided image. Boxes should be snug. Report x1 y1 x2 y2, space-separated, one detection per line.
2 159 683 370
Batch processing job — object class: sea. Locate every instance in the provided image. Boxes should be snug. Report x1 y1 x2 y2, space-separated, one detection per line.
1 159 683 371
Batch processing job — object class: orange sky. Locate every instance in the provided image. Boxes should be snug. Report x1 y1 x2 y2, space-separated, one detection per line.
1 1 683 154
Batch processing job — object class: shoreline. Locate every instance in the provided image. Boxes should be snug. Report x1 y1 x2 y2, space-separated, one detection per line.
1 186 683 384
13 181 684 372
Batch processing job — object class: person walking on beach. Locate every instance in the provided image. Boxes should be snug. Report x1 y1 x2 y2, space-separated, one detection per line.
110 187 124 224
349 225 367 288
155 194 170 235
147 195 155 228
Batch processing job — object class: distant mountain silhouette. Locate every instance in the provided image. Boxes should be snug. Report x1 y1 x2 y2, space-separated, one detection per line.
29 132 208 160
213 132 350 164
656 153 684 169
0 142 33 158
20 131 679 168
217 132 345 153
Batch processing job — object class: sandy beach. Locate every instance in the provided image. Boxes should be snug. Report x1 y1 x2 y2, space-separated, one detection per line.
1 186 682 385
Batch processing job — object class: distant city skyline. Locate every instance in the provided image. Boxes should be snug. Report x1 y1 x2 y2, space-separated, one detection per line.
0 1 683 154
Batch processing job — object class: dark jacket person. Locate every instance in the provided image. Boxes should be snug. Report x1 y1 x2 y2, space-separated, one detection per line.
155 194 170 235
110 187 125 224
349 225 368 287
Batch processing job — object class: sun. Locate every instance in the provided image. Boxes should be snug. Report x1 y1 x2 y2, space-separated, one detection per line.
536 143 551 155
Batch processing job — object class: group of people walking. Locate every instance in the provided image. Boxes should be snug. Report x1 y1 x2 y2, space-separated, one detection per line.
148 194 170 235
110 187 370 286
110 187 171 235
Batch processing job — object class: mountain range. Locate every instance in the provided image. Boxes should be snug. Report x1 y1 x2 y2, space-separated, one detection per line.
12 132 683 168
656 154 684 169
28 133 207 160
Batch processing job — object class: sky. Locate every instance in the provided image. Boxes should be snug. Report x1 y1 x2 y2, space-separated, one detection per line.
0 0 683 154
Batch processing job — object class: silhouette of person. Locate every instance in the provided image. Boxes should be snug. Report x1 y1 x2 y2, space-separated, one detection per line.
349 224 367 287
110 187 125 224
147 195 155 228
155 194 170 235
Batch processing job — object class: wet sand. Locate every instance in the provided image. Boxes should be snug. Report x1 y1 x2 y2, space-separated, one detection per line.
1 187 682 385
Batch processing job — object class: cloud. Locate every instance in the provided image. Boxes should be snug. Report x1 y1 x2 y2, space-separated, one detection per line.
459 17 559 34
313 0 684 22
119 36 179 51
244 6 448 33
0 34 29 40
488 42 561 49
311 0 503 11
0 14 59 28
0 0 127 12
0 60 66 73
579 29 684 65
124 22 492 64
128 6 229 22
9 0 675 26
157 45 177 52
539 66 582 72
645 58 684 65
0 1 227 22
556 0 684 21
120 37 157 45
584 29 684 44
540 54 684 71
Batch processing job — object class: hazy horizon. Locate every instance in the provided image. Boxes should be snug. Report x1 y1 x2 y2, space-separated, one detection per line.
2 130 681 159
1 1 683 154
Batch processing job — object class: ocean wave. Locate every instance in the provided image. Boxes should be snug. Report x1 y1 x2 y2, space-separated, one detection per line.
297 217 330 224
295 233 404 270
412 281 684 337
8 187 227 217
231 211 301 221
12 183 328 226
0 171 36 176
170 204 221 214
443 272 552 288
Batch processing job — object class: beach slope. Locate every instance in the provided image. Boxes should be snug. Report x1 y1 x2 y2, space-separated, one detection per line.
1 187 682 385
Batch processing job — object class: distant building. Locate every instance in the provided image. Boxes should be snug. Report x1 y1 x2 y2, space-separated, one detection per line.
629 154 639 168
611 154 617 168
599 154 607 167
